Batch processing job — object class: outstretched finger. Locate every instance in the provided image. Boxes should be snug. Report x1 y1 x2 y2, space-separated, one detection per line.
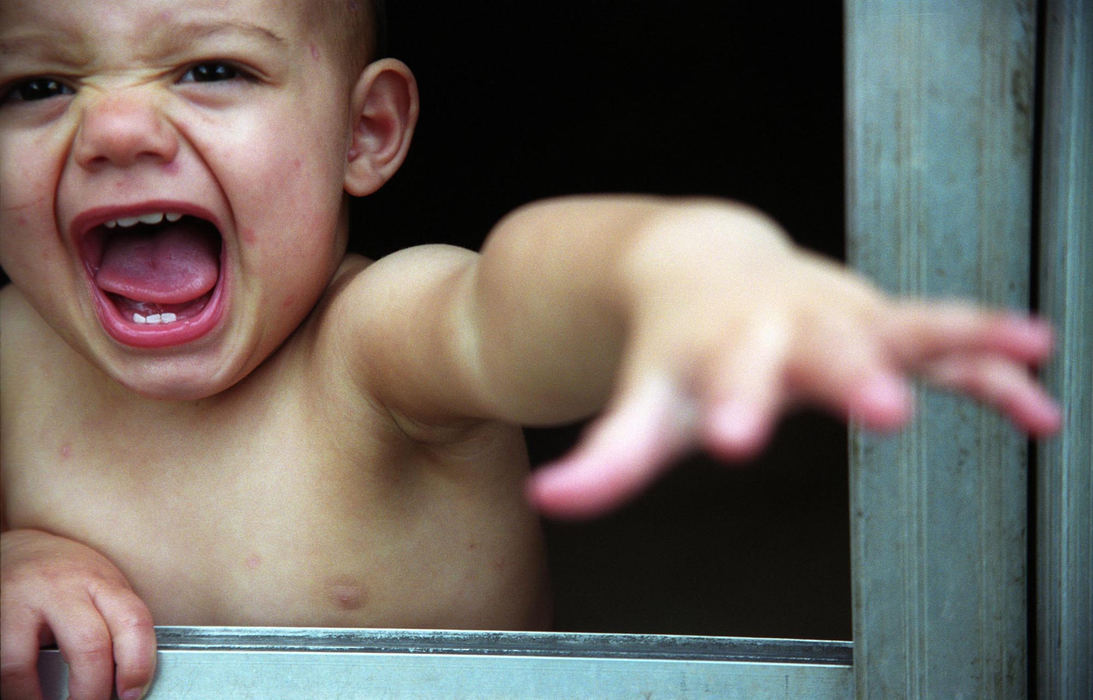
924 355 1062 436
698 316 791 460
527 376 698 518
882 303 1055 366
787 316 913 431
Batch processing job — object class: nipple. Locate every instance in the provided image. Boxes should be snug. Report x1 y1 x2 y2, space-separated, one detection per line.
328 580 367 611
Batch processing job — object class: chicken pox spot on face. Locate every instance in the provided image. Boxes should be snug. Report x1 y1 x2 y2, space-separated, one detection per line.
245 554 262 570
240 227 257 244
59 443 72 459
310 43 321 61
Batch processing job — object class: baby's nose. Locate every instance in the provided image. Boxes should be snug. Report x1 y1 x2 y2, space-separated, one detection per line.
73 91 179 170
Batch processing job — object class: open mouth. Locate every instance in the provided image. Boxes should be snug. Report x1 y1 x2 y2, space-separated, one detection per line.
79 209 227 348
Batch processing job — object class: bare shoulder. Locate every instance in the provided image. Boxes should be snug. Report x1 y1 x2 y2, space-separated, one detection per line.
308 247 490 439
334 246 477 296
314 246 480 371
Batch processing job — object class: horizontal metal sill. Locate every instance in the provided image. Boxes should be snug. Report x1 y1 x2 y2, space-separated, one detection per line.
40 627 854 698
150 626 853 664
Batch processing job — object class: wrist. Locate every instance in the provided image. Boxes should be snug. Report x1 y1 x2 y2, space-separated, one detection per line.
619 199 793 310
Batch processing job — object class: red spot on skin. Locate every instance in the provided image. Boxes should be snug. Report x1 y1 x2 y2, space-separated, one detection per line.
60 444 72 459
240 227 257 244
163 161 181 176
310 43 320 61
281 295 296 310
245 554 262 570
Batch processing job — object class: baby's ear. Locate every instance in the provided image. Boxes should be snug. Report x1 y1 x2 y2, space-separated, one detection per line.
344 59 419 196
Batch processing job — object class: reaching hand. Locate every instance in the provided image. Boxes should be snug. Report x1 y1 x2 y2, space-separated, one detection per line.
526 223 1059 518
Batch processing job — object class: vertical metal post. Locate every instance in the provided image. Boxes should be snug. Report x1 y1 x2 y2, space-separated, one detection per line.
845 1 1037 696
1037 0 1093 696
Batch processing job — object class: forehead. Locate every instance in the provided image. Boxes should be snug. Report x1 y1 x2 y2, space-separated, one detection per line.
0 0 369 74
0 0 326 50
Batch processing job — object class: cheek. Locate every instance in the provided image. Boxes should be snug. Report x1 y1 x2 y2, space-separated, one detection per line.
213 106 348 269
1 136 57 216
1 152 69 297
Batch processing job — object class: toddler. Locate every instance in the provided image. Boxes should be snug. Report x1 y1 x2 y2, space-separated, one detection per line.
0 1 1060 699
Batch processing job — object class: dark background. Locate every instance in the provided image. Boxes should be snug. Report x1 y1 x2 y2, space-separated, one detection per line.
355 2 851 639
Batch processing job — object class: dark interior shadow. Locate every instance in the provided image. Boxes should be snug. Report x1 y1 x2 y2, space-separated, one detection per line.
353 0 850 640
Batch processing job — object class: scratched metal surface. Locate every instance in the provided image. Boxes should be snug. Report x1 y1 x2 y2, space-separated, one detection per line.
845 0 1036 697
1036 0 1093 696
38 628 853 699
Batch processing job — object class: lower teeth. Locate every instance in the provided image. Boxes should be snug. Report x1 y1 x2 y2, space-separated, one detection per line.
133 312 178 325
110 290 212 325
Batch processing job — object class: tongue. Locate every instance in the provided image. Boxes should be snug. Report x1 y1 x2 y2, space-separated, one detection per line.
95 221 220 304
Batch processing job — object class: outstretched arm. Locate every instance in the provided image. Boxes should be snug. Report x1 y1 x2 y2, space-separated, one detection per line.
348 195 1060 516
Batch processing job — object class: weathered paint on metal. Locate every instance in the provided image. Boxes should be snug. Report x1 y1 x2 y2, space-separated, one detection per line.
845 0 1036 696
38 628 854 699
1036 0 1093 696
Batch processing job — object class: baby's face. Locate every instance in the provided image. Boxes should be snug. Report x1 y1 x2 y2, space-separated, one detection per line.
0 0 358 398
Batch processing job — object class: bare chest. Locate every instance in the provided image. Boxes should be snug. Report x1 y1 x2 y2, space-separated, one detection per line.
3 384 548 630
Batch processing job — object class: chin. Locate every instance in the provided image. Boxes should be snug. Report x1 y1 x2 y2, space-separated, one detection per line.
104 352 246 402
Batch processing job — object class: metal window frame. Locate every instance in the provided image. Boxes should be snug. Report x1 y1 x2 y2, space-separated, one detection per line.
1035 0 1093 696
36 1 1090 697
39 629 853 698
846 0 1036 696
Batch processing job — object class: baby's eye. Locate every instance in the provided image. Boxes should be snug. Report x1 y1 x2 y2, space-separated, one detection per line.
180 62 248 83
1 77 75 104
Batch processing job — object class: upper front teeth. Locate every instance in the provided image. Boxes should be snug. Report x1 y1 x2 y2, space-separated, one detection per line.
104 212 183 229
